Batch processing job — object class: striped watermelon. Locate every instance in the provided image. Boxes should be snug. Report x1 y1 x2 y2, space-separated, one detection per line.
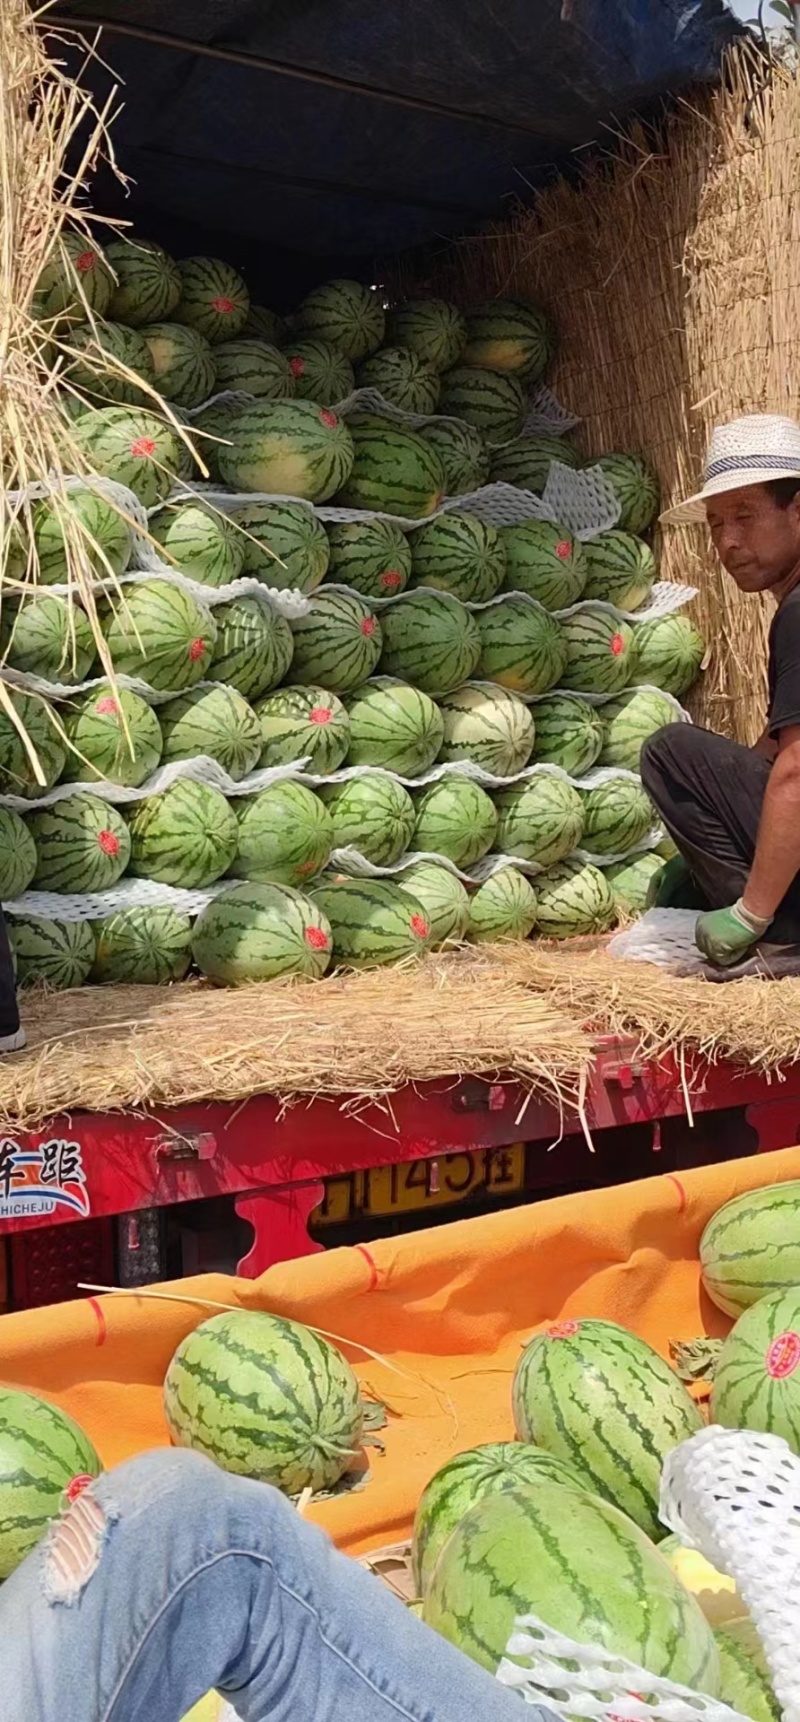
319 773 415 867
173 257 249 343
71 407 183 508
468 866 538 942
0 689 66 798
10 915 96 988
711 1286 800 1452
295 279 385 361
423 1480 718 1689
62 685 162 788
2 593 96 684
106 236 182 326
288 589 381 692
142 322 217 409
489 432 579 492
191 397 246 483
0 1387 102 1579
599 687 678 771
560 605 635 696
495 775 585 866
212 339 294 400
396 860 470 946
583 530 655 611
387 300 467 374
284 339 355 406
66 320 156 406
412 776 497 867
716 1619 779 1722
127 779 238 888
592 453 660 534
150 499 246 588
378 590 480 696
439 366 527 445
159 685 262 781
326 518 411 598
409 513 506 604
632 614 705 698
310 877 432 967
534 857 616 937
234 782 334 885
700 1181 800 1317
218 400 355 503
476 597 566 695
356 347 441 415
91 904 194 985
254 685 350 773
438 683 534 776
581 778 655 856
462 298 552 378
0 808 37 898
412 1442 589 1595
208 595 294 701
234 500 330 593
192 882 332 985
33 230 114 323
243 305 288 344
513 1318 703 1540
335 417 444 518
163 1309 360 1488
419 417 490 497
345 678 444 776
32 486 132 584
28 793 130 891
606 853 665 917
531 694 604 775
502 520 588 610
103 579 217 692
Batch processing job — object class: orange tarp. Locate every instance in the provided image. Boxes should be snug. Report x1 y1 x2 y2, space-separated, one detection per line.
0 1145 797 1555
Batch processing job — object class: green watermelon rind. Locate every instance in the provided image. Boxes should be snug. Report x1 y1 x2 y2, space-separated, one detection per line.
0 1387 102 1578
700 1180 800 1317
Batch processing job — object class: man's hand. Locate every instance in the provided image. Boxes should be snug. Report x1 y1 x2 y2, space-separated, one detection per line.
695 900 772 968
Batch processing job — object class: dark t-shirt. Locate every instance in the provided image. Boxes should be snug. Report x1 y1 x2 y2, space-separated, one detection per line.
768 585 800 734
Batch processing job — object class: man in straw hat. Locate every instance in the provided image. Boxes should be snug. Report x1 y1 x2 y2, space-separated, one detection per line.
644 413 800 973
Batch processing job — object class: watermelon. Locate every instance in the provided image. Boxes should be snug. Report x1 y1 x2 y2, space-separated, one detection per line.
1 516 30 587
165 407 201 481
71 407 183 508
356 347 441 415
212 339 294 401
412 776 497 868
335 417 444 518
192 881 332 985
142 322 217 409
632 613 705 698
208 596 294 701
583 530 655 611
243 305 288 345
592 452 660 534
234 500 330 594
127 779 237 888
284 339 355 406
476 597 566 696
531 694 604 775
423 1480 718 1689
310 877 432 967
490 432 579 492
396 860 470 946
0 1387 102 1579
378 590 480 696
31 486 132 584
159 685 262 781
102 579 217 692
560 605 635 696
254 685 350 773
163 1309 361 1489
438 366 527 444
0 689 66 798
345 678 444 776
502 520 588 610
62 685 162 788
716 1619 779 1722
0 808 37 898
607 853 665 916
91 904 194 985
512 1317 703 1540
10 915 96 988
33 230 114 323
419 418 490 497
468 866 538 942
462 298 552 378
495 774 585 866
658 1533 745 1629
319 774 415 867
599 687 678 772
149 499 246 589
66 320 156 406
534 857 616 937
28 793 130 892
700 1181 800 1318
191 397 246 483
412 1441 589 1595
106 236 182 327
386 300 467 374
2 593 96 684
711 1287 800 1449
408 513 506 604
173 257 249 344
438 684 535 777
288 589 381 693
581 778 656 856
295 279 385 361
234 782 334 885
218 400 354 503
326 518 411 599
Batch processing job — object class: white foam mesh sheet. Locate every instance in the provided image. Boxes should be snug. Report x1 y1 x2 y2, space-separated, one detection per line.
0 752 303 814
3 875 229 922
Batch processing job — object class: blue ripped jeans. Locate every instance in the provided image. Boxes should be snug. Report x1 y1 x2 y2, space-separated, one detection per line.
0 1448 546 1722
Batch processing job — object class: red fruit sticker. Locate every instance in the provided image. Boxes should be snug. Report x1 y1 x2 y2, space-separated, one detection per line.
305 925 330 950
95 696 118 716
98 829 120 858
767 1331 800 1379
360 617 376 637
296 858 319 876
320 409 339 428
410 913 430 939
130 436 156 458
189 638 207 661
555 540 572 561
546 1320 581 1339
380 570 403 590
76 251 96 273
211 296 235 314
309 706 332 725
610 632 625 656
65 1474 95 1505
289 356 305 377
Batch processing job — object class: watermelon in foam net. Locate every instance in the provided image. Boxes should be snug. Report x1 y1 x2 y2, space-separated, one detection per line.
0 808 38 899
143 323 217 410
334 417 445 518
632 613 705 699
461 297 553 379
699 1180 800 1318
66 320 156 407
489 432 579 492
127 779 238 888
501 519 588 610
319 774 415 868
283 339 355 406
475 596 566 696
356 347 441 415
150 499 246 589
234 500 330 594
412 776 497 868
534 857 615 937
208 596 294 702
583 529 655 611
438 366 527 445
310 877 433 968
91 905 194 986
173 257 250 343
191 883 333 985
10 915 96 989
294 278 385 361
598 687 678 772
716 1619 780 1722
408 513 506 604
325 518 411 599
2 593 97 685
419 417 490 497
234 782 334 886
28 793 131 892
0 690 66 799
711 1286 800 1451
606 852 665 916
32 487 132 584
592 452 660 535
560 605 635 697
105 236 182 327
494 774 585 866
254 685 350 773
159 685 263 781
244 305 288 344
71 407 183 508
581 777 655 857
218 400 355 503
438 683 535 777
33 230 114 323
531 694 604 776
344 678 444 776
468 866 538 943
62 685 162 788
395 861 470 947
0 1387 102 1579
288 590 381 693
212 339 294 400
386 299 467 374
102 579 217 693
377 590 481 696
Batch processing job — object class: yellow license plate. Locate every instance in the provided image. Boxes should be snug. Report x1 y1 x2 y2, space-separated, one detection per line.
311 1143 525 1227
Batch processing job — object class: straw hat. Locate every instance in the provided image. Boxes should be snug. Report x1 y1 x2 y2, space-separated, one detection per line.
661 414 800 524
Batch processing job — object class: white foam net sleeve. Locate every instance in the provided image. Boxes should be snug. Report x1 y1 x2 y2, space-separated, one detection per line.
2 875 229 922
0 751 303 814
495 1617 749 1722
184 477 580 533
522 385 581 436
543 461 620 538
609 908 707 970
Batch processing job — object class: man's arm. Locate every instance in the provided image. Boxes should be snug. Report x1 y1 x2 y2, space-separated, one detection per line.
743 724 800 918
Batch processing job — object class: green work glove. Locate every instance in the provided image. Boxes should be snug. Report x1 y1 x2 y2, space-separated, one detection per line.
695 899 772 968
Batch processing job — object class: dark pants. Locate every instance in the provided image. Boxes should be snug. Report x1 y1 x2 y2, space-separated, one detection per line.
641 722 800 945
0 910 19 1036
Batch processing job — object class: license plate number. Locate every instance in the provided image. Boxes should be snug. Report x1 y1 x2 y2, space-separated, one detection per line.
311 1143 525 1227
